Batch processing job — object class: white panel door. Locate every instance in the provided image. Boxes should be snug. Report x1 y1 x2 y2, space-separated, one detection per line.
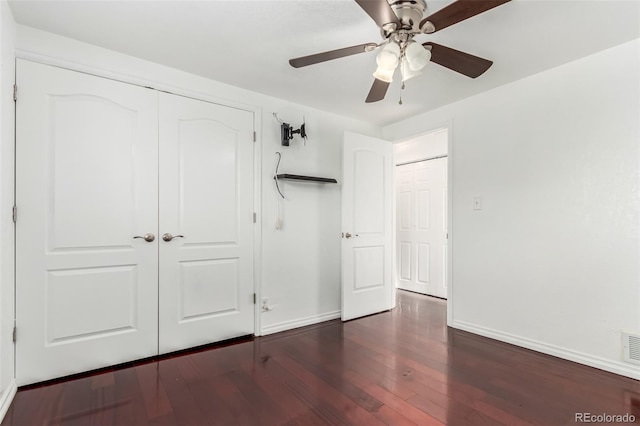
158 93 255 354
16 60 159 385
396 163 415 289
395 158 448 298
342 132 394 321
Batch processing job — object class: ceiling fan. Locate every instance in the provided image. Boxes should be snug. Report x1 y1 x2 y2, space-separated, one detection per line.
289 0 511 103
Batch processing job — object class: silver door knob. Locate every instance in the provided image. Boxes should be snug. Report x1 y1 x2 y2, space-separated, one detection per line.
345 232 352 239
133 233 155 242
162 233 184 242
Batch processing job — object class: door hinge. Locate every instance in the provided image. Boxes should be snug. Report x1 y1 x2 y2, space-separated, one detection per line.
253 293 257 304
12 205 17 223
12 326 16 343
253 131 256 142
253 212 257 223
13 84 17 102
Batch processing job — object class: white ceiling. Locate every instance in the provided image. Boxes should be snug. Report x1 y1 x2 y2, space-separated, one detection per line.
8 0 640 126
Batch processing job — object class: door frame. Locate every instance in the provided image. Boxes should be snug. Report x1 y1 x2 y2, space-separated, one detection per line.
392 121 454 326
12 54 265 370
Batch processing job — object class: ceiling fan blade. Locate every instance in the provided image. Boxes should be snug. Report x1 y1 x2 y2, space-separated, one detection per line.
354 0 401 30
424 42 493 78
365 78 390 103
420 0 510 33
289 43 377 68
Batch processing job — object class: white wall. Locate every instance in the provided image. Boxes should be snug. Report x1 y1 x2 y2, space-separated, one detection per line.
260 112 345 333
384 39 640 379
394 128 448 165
259 107 381 334
0 0 17 417
12 25 381 339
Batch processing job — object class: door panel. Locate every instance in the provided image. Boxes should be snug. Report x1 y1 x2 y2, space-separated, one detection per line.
342 132 393 321
16 60 159 385
158 93 254 354
49 95 138 249
354 150 385 234
417 243 430 284
396 163 414 289
178 119 239 244
46 266 137 343
399 242 411 280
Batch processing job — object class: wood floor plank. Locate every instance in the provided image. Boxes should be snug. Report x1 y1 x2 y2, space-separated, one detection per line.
111 368 151 426
271 354 386 426
277 338 385 413
214 372 268 425
4 290 639 426
239 359 310 422
364 383 445 426
184 377 239 425
282 410 335 426
257 355 352 425
296 333 419 401
225 368 291 424
155 360 208 425
372 404 421 426
134 363 174 421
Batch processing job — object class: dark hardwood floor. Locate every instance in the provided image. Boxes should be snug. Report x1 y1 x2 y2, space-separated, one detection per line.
3 290 639 425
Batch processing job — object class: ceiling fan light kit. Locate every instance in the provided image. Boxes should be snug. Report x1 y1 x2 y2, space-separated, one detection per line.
401 59 422 82
405 41 431 71
377 42 400 69
373 66 395 84
373 41 400 82
373 39 431 84
289 0 511 103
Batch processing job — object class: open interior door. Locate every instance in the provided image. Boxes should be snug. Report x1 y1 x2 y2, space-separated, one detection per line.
342 131 394 321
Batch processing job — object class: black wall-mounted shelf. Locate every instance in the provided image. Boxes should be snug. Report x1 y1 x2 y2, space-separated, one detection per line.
275 174 337 184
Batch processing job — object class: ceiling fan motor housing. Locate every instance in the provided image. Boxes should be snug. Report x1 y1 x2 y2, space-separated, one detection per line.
389 0 427 31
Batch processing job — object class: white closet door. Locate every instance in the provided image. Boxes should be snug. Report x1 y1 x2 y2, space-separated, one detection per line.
395 158 447 298
16 60 159 385
415 158 447 298
396 163 415 291
158 93 255 354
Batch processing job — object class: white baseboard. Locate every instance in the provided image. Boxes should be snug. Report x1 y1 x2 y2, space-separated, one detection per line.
261 310 341 336
0 379 17 423
451 320 640 380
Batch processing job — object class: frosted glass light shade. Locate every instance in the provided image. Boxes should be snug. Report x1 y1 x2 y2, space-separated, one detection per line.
401 59 422 81
376 41 400 70
373 66 395 83
405 41 431 71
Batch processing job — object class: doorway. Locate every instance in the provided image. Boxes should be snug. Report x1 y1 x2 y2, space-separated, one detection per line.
394 128 449 299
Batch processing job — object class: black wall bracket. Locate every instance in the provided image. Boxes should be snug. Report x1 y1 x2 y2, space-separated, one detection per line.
281 122 306 146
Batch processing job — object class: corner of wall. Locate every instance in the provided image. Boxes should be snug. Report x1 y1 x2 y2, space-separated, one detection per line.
0 379 16 423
